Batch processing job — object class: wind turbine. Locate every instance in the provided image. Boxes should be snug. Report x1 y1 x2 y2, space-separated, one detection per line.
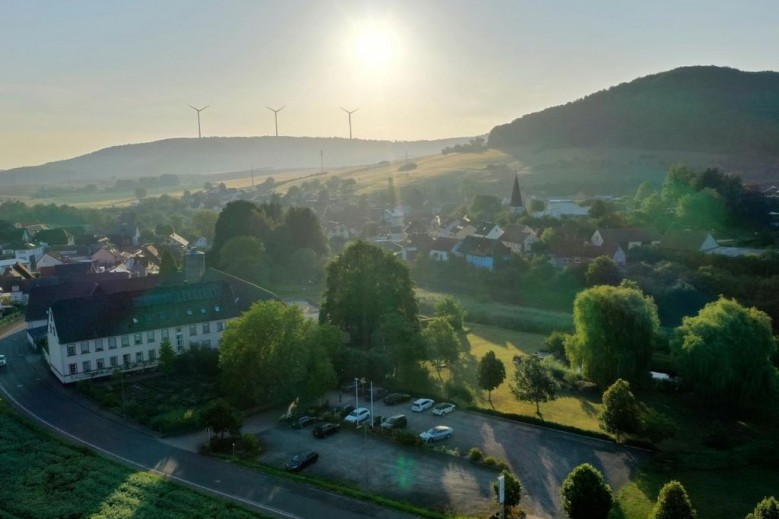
188 105 209 138
266 105 285 137
341 107 359 139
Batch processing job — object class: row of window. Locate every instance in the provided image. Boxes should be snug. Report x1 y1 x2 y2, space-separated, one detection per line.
66 322 224 356
67 340 214 376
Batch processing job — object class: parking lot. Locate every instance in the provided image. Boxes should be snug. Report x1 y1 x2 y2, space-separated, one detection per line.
259 393 649 518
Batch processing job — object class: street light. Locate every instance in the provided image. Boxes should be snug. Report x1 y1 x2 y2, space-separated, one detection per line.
354 377 359 408
232 442 236 461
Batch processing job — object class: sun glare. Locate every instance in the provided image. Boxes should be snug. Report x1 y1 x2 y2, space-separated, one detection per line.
353 22 397 69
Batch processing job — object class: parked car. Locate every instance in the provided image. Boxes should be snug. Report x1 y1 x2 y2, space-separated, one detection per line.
344 407 371 424
334 404 355 418
285 449 319 471
380 414 408 430
0 354 6 367
383 393 411 405
432 403 456 416
411 398 434 412
369 387 387 400
313 422 341 438
290 416 317 429
419 425 454 443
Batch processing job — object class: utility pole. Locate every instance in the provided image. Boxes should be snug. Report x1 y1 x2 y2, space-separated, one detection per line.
320 150 324 173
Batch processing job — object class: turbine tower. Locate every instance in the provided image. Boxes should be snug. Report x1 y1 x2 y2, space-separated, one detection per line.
188 105 209 138
341 107 359 139
266 106 285 137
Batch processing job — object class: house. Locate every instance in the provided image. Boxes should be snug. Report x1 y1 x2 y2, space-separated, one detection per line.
35 228 75 247
92 247 123 269
500 224 539 254
472 222 504 240
454 235 512 271
167 232 190 252
548 241 626 268
37 251 68 269
591 228 661 250
398 233 433 262
439 216 476 239
543 200 590 218
383 207 405 227
45 280 240 384
39 261 99 280
1 242 45 270
26 281 100 346
429 237 460 262
659 230 719 252
324 221 351 240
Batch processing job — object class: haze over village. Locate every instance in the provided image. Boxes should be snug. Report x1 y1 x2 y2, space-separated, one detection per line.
2 2 779 519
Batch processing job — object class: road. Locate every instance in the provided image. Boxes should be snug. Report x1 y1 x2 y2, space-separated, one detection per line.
0 325 418 519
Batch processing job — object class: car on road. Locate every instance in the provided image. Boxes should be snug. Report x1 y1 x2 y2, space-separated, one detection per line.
432 403 456 416
290 416 317 429
383 393 411 405
312 422 341 438
411 398 434 412
344 407 370 424
380 414 407 430
419 425 454 443
285 449 319 471
0 354 6 367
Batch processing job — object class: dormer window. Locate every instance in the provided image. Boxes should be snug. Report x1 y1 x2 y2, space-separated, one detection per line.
214 305 221 312
186 308 193 316
200 307 206 314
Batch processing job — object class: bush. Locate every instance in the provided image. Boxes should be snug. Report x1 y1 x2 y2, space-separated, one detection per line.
149 407 202 434
445 380 474 404
483 456 499 467
468 447 484 462
394 430 423 447
240 433 262 456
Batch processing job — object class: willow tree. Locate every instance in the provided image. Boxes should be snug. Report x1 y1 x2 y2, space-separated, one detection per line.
567 282 660 387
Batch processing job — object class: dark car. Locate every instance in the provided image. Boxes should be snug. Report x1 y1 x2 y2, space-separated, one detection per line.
313 422 341 438
336 404 355 418
285 449 319 471
290 416 317 429
380 414 407 430
383 393 411 405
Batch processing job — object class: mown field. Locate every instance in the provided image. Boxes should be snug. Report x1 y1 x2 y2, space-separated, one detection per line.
0 400 266 519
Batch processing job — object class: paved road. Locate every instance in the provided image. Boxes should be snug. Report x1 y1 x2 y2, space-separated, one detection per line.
0 327 419 519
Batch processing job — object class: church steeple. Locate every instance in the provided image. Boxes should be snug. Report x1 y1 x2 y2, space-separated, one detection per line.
510 173 524 213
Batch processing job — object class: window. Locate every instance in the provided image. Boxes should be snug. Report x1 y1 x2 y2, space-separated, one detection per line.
203 339 211 349
108 337 117 349
110 356 118 367
216 322 224 332
66 344 76 357
82 360 91 372
186 308 193 316
69 363 77 375
123 354 131 365
161 329 169 340
146 331 155 343
189 325 197 337
121 335 130 347
200 307 206 314
95 339 104 352
214 305 221 312
202 323 210 334
96 358 105 369
134 333 142 345
148 349 156 361
176 330 183 349
136 352 144 363
80 341 90 354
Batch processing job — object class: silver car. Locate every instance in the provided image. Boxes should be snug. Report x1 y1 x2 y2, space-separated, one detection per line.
419 425 453 443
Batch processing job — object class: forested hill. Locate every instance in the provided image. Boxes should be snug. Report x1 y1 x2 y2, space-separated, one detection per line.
489 66 779 156
0 136 472 184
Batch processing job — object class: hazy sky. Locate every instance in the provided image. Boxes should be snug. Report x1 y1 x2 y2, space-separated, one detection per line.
1 0 778 169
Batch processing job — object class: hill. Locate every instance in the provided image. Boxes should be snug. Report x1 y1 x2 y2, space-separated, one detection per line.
488 66 779 188
0 136 473 185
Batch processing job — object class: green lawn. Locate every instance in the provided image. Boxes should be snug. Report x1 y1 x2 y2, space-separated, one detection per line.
0 400 266 519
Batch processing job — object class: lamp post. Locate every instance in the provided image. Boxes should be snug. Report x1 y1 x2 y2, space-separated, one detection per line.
232 442 236 461
354 377 359 408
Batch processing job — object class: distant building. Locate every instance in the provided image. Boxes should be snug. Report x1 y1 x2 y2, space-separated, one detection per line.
509 174 524 214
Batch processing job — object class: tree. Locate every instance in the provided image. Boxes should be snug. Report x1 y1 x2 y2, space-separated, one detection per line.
423 318 460 384
746 497 779 519
567 283 660 387
210 200 276 266
560 463 613 519
600 379 640 443
277 206 328 257
320 241 419 350
219 301 337 407
492 469 522 512
585 256 623 287
201 398 241 439
510 355 559 415
217 236 266 284
134 187 147 201
192 209 218 241
469 194 503 222
159 249 179 277
650 480 696 519
158 339 175 380
434 295 466 331
672 296 778 410
478 350 506 406
529 199 546 213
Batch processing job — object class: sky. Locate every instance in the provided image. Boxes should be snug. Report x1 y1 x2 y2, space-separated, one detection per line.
1 0 778 170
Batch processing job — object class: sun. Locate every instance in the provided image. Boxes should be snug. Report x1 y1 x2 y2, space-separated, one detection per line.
352 22 397 69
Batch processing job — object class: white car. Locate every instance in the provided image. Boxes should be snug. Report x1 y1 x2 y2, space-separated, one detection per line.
411 398 434 412
344 407 371 424
0 354 6 367
432 402 456 416
419 425 454 443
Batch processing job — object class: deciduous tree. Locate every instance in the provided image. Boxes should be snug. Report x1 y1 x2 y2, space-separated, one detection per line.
159 250 178 278
423 317 460 384
434 295 466 331
746 496 779 519
650 480 696 519
510 355 559 414
158 339 175 380
600 379 640 443
201 398 242 439
585 256 623 287
560 463 613 519
478 350 506 406
492 469 522 511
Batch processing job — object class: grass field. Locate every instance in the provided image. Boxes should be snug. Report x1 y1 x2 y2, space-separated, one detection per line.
0 399 266 519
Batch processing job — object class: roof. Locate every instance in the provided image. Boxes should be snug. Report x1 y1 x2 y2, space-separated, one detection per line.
659 230 716 251
35 228 73 246
26 281 99 321
51 280 240 344
3 262 34 280
595 228 661 246
430 237 460 252
199 268 280 313
457 235 512 257
510 174 523 207
38 261 98 280
169 233 189 247
549 240 622 259
500 224 536 244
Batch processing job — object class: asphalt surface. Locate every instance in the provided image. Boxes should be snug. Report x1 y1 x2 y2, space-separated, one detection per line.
0 325 419 519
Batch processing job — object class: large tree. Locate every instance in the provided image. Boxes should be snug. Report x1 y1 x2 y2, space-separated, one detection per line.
423 317 460 384
478 350 506 406
746 497 779 519
320 241 419 349
434 295 466 331
510 355 559 415
672 296 778 410
209 200 276 266
201 398 242 440
560 463 613 519
492 469 522 512
650 480 696 519
600 379 640 443
277 206 328 257
219 301 337 407
567 282 660 387
585 256 623 287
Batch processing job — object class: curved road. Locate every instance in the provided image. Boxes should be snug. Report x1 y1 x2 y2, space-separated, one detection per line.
0 326 418 519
